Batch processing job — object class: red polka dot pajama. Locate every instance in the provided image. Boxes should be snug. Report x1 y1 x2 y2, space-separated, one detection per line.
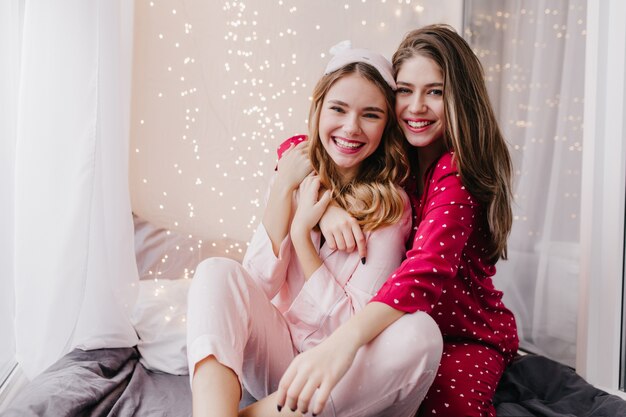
372 151 519 417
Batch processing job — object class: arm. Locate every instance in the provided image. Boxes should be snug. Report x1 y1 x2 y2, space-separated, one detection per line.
371 157 477 314
275 156 476 413
276 192 412 414
290 175 331 279
242 172 323 300
285 191 412 352
276 302 404 415
242 140 312 299
263 141 312 256
261 133 366 259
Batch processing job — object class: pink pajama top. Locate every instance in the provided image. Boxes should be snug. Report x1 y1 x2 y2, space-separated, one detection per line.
371 151 519 360
243 136 412 353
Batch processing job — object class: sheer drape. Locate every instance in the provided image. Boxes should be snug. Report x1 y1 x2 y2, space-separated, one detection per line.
0 0 23 383
12 0 138 379
465 0 586 367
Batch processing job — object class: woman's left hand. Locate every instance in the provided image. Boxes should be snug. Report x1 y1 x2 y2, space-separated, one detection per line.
276 335 358 415
291 175 332 235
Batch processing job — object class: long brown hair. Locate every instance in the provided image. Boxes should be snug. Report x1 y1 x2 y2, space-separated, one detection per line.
393 24 513 260
308 62 409 231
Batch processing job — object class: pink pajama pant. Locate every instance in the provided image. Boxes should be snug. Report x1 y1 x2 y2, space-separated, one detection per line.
187 257 443 417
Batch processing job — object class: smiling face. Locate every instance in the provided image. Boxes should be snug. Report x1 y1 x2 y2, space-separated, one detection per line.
318 73 388 181
395 55 446 159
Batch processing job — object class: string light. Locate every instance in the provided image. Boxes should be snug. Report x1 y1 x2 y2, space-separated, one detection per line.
130 1 585 298
133 0 448 269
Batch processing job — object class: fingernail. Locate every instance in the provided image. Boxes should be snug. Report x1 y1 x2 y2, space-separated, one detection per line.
277 405 282 412
290 407 296 412
361 257 366 265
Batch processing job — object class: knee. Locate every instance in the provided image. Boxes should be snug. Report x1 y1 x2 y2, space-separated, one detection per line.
404 311 443 363
190 257 248 297
381 312 443 375
195 257 242 277
356 312 442 407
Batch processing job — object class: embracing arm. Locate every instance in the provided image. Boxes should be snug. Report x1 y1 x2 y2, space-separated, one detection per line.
290 175 331 279
263 141 312 256
276 192 412 415
372 155 476 313
242 141 312 299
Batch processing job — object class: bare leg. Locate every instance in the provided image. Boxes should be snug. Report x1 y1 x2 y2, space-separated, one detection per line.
187 259 297 415
239 392 302 417
192 355 241 417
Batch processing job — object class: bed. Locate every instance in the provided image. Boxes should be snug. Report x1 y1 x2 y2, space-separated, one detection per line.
3 216 626 417
4 347 626 417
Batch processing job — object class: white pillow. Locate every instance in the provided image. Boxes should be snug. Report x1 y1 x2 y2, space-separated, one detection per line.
133 214 244 281
131 278 191 375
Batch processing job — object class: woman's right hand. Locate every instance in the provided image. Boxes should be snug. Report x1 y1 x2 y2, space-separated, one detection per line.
276 141 313 191
319 204 367 261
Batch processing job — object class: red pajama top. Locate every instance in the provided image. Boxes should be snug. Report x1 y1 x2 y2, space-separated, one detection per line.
371 151 519 360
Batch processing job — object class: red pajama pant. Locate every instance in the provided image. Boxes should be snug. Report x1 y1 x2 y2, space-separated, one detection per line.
417 342 506 417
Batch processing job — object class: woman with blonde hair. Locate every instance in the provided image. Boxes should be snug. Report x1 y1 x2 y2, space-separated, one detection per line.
186 44 442 417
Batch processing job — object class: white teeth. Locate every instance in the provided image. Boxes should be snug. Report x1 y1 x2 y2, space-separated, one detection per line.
334 138 363 148
407 120 432 128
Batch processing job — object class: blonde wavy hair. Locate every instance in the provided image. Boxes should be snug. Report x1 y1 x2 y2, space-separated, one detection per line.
307 62 409 232
392 24 513 260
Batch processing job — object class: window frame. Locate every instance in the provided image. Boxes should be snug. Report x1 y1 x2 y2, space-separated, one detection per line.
576 0 626 397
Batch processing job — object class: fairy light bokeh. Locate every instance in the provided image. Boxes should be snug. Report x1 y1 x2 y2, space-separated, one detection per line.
129 0 462 276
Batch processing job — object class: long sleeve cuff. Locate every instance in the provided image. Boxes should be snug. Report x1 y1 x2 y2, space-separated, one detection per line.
242 222 292 299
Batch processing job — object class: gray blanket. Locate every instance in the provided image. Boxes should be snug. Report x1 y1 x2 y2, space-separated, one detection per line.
494 354 626 417
3 349 626 416
1 348 191 417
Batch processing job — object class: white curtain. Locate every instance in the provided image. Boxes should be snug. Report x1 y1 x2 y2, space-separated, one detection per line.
464 0 587 367
11 0 138 379
0 0 23 382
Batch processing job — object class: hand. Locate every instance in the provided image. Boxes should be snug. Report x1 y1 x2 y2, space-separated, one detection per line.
319 204 367 261
276 142 313 192
276 336 358 415
291 175 331 236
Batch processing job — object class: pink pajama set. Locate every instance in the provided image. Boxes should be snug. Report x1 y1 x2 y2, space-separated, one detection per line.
371 151 519 417
186 178 443 417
